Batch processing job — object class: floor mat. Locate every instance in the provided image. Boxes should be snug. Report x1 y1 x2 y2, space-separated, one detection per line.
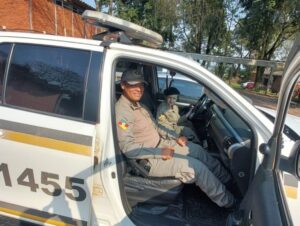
130 184 231 226
183 184 230 226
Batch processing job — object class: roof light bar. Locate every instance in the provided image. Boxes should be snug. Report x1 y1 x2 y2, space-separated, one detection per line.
82 10 163 48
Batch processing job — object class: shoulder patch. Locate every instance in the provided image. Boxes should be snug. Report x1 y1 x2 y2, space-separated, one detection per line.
118 119 129 130
158 114 166 121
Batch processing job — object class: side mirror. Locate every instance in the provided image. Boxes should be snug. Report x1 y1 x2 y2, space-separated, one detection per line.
280 140 300 180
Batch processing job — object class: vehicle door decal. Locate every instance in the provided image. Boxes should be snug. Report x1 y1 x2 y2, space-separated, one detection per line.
0 119 92 145
0 119 93 156
1 130 91 156
283 173 298 199
0 200 87 226
0 115 94 225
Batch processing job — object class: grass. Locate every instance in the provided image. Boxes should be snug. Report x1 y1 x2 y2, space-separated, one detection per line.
228 82 243 90
225 81 278 97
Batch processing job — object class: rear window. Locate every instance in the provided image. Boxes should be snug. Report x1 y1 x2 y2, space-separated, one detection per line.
5 44 91 119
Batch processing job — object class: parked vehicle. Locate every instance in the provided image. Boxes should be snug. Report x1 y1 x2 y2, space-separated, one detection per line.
0 10 300 226
241 81 255 89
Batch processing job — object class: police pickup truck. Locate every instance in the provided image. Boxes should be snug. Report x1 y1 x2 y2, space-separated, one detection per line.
0 10 299 226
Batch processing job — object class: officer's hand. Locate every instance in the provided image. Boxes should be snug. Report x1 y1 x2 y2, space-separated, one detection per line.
177 136 187 146
161 147 174 160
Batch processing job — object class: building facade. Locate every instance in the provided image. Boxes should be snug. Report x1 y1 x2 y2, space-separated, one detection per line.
0 0 97 38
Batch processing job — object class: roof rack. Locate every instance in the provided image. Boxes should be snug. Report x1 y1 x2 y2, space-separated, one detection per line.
82 10 163 48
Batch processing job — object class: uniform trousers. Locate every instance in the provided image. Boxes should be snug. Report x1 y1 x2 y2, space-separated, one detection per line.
147 139 235 207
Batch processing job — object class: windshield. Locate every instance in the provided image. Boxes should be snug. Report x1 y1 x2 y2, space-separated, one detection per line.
158 76 203 100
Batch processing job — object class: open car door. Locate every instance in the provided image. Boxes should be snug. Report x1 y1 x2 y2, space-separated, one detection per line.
230 37 300 226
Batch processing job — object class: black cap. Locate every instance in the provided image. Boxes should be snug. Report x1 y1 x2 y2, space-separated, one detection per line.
121 69 147 85
164 87 180 96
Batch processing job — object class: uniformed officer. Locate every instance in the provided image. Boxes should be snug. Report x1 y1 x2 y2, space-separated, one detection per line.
115 69 236 208
156 87 199 142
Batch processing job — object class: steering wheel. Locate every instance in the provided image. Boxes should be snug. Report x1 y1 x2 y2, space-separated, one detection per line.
186 94 208 120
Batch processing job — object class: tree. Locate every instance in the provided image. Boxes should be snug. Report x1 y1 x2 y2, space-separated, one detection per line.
116 0 179 47
177 0 229 70
145 0 179 48
178 0 228 54
178 0 209 54
237 0 300 84
94 0 179 47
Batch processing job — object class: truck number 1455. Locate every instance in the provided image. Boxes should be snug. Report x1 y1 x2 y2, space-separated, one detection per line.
0 163 87 201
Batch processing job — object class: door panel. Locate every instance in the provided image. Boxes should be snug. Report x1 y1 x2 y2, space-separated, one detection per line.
240 165 282 226
0 107 95 225
239 37 300 226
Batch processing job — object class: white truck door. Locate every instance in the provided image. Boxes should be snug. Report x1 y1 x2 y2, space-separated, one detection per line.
0 42 103 226
234 37 300 226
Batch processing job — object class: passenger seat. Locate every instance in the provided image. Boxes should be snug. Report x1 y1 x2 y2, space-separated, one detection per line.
140 84 157 117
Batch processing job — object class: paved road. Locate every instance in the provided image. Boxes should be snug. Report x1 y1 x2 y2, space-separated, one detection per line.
238 89 300 116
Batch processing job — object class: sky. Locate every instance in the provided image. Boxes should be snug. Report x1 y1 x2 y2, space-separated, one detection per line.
83 0 96 8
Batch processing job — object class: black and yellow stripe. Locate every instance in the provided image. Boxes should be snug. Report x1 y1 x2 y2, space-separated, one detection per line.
284 173 298 199
0 201 87 226
0 119 93 156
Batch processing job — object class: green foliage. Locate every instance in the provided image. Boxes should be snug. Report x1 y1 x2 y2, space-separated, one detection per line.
237 0 300 84
238 0 300 61
96 0 179 48
227 81 243 90
178 0 227 54
93 0 300 79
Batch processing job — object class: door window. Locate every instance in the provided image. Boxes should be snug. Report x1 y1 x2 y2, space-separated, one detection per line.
5 44 91 119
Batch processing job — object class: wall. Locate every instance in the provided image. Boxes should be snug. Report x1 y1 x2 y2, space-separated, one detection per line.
0 0 96 38
0 0 29 31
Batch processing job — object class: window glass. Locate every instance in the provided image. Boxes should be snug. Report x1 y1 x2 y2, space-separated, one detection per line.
227 109 252 140
171 79 203 99
0 44 11 101
158 77 166 92
83 52 102 123
157 67 203 100
5 44 90 118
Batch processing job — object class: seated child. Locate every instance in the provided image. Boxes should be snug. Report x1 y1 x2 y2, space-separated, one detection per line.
156 87 199 142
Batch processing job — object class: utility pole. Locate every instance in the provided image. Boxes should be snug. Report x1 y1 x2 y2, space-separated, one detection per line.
108 0 113 15
95 0 100 11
